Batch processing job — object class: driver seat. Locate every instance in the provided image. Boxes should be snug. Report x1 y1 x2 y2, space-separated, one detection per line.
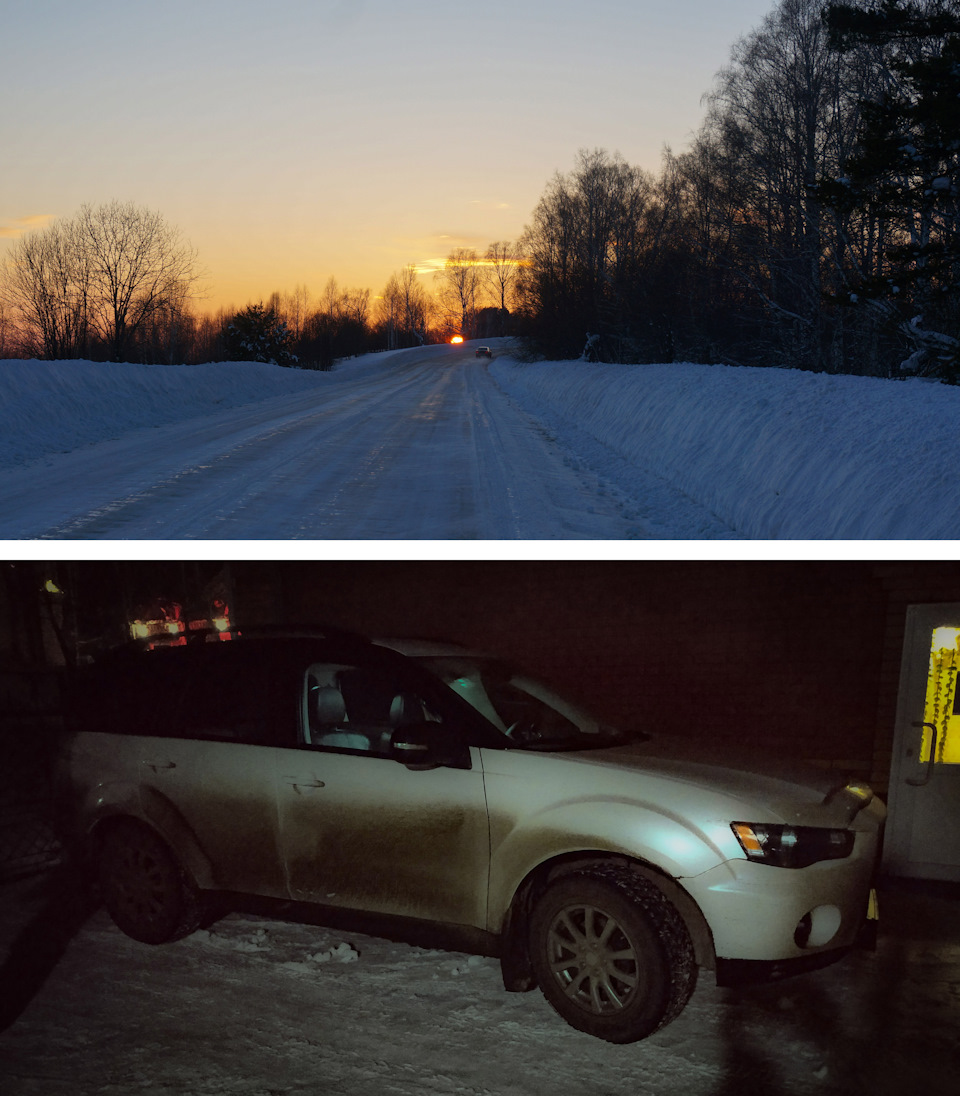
311 684 370 751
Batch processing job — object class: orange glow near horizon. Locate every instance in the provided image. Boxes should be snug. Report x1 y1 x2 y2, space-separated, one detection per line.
450 335 464 344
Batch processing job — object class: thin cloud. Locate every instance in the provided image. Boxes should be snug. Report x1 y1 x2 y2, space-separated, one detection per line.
430 231 489 248
0 213 56 238
410 258 446 275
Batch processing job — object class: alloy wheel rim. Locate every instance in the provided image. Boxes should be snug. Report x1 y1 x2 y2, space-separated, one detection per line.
111 843 167 924
546 903 640 1014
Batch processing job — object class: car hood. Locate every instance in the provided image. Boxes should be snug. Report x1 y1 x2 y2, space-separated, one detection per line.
563 738 882 829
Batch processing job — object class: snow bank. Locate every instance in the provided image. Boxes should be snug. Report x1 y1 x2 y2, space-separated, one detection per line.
492 360 960 539
0 356 400 470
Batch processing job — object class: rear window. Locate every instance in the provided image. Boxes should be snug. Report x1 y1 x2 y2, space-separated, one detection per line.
69 658 186 738
68 647 294 745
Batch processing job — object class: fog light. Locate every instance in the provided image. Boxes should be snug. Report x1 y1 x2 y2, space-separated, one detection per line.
794 905 842 949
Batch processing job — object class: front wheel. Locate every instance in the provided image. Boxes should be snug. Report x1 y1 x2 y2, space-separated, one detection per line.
98 822 204 944
529 866 697 1043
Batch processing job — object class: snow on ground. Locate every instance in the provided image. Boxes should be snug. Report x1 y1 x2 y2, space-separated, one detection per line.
0 869 958 1095
490 358 960 539
0 345 957 538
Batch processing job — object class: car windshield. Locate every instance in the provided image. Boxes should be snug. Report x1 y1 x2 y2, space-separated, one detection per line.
413 655 636 750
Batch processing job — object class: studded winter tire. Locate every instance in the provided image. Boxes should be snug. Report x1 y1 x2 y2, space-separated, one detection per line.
98 822 204 945
529 865 698 1043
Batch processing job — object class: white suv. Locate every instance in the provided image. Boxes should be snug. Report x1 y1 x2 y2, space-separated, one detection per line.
57 630 884 1043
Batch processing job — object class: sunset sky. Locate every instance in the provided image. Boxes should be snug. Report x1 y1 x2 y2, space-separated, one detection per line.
3 0 775 313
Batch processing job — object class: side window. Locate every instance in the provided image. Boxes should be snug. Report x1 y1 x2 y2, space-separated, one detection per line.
301 662 432 756
176 658 282 745
72 661 186 738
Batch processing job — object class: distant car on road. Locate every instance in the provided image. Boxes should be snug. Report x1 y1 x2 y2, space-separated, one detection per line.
475 346 493 358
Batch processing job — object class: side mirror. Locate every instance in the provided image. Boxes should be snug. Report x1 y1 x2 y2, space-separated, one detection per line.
390 721 471 770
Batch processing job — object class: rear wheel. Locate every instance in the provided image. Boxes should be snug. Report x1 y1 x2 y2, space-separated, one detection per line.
529 865 697 1043
98 822 204 944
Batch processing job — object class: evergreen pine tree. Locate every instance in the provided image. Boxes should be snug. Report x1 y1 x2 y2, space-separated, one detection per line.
223 303 297 367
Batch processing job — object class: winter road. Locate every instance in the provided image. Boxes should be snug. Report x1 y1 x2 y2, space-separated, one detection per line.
0 345 733 539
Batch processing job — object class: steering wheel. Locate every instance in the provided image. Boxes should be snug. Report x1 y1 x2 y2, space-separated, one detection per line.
505 719 540 744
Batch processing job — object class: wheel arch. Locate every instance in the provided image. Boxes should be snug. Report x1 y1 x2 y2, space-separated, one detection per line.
87 796 214 893
498 851 716 992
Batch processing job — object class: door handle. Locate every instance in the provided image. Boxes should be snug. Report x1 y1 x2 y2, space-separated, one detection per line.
144 761 176 773
906 722 938 786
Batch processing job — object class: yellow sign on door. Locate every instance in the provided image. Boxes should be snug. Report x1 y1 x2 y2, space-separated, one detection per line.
920 628 960 764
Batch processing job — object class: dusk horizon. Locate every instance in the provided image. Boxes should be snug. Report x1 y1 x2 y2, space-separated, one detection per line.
3 0 775 312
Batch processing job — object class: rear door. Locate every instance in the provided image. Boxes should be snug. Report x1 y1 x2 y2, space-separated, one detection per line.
276 650 491 928
133 645 294 897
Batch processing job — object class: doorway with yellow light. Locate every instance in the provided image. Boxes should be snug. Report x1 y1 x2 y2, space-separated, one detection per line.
884 605 960 881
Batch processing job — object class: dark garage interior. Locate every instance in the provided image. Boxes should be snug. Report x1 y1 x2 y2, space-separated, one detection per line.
1 559 958 1095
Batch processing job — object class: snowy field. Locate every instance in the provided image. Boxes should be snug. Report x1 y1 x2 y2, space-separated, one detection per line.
0 869 957 1096
0 344 957 539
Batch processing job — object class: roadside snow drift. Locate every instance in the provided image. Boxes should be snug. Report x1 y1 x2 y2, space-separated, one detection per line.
491 359 960 539
0 355 402 470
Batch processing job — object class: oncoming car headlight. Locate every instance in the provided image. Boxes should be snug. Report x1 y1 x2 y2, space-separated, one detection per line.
731 822 855 869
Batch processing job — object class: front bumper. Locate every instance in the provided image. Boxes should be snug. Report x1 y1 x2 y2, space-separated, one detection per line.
683 835 878 965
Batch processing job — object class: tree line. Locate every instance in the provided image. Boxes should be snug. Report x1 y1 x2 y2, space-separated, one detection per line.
516 0 960 380
3 0 957 380
0 204 524 368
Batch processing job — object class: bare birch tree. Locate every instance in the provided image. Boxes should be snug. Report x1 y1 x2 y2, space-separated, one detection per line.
702 0 876 369
377 265 429 348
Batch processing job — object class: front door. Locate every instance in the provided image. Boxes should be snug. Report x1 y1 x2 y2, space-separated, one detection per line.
884 603 960 881
277 656 491 928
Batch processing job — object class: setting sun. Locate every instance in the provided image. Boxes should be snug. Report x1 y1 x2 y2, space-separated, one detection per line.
450 335 463 344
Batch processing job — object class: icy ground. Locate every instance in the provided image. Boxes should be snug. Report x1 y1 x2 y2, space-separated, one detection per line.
0 870 957 1096
0 340 957 538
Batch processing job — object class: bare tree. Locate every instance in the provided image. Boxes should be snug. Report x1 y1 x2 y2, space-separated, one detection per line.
76 200 199 361
2 218 90 358
484 241 522 334
320 276 345 322
702 0 877 369
342 286 371 329
298 277 373 365
283 283 311 341
0 298 13 358
519 149 653 360
377 265 429 348
435 248 483 337
2 201 199 362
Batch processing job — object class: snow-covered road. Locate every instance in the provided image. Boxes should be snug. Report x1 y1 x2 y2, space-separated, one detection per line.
0 346 735 540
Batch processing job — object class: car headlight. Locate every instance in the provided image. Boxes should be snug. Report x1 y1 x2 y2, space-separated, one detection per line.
730 822 855 869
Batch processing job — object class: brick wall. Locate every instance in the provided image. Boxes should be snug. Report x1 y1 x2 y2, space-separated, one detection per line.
282 560 894 787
